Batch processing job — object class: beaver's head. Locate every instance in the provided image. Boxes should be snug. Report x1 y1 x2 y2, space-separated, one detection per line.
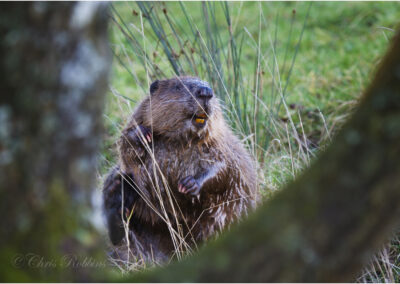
142 76 221 141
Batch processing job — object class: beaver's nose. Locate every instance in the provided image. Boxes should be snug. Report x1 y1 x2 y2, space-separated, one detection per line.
195 86 213 100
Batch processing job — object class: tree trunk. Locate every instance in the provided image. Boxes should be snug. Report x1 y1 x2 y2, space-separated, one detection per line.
0 3 110 281
133 30 400 282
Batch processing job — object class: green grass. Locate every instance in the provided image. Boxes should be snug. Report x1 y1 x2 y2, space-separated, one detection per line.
102 1 400 280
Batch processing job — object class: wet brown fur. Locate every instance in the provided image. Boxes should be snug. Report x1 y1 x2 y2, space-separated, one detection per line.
104 76 258 264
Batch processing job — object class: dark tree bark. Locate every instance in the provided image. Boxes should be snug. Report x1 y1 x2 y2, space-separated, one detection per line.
132 30 400 282
0 3 110 282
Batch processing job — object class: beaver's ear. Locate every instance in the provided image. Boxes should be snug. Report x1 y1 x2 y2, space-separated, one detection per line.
150 80 159 95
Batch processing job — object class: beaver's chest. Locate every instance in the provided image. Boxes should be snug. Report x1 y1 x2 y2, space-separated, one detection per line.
144 140 215 187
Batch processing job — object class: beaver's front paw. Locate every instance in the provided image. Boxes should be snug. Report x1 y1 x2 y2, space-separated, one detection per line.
178 175 201 196
122 125 152 158
126 125 152 145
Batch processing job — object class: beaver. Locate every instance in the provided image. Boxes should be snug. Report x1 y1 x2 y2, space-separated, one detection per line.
103 76 258 265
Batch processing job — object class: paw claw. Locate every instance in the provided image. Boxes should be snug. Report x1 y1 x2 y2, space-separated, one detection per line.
178 175 201 196
125 208 130 218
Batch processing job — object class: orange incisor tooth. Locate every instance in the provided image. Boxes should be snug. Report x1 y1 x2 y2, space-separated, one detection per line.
195 118 205 124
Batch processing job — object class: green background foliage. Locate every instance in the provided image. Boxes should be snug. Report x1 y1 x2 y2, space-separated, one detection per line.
105 1 398 192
